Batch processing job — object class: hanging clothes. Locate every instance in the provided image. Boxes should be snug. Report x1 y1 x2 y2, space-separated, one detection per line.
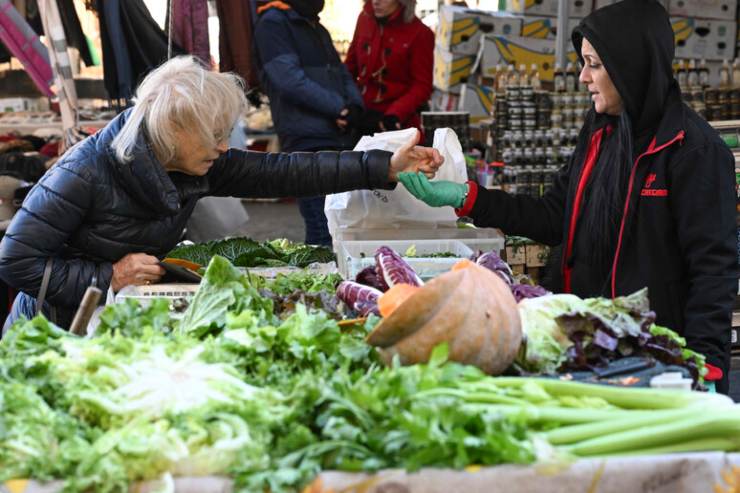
56 0 93 66
37 0 82 151
97 0 132 99
216 0 258 89
0 0 53 97
97 0 182 101
119 0 183 81
167 0 210 66
24 0 93 66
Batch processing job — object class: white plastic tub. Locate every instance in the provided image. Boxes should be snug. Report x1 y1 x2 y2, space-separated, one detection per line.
335 239 474 281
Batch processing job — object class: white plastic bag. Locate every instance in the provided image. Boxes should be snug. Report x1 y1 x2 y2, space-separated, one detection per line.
325 128 467 237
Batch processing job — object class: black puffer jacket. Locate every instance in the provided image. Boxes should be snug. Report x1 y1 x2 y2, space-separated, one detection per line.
459 0 737 392
0 109 393 328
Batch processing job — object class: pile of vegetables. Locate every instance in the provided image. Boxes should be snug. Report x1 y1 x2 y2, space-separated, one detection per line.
167 237 335 269
0 255 736 493
335 245 704 385
336 246 550 318
517 289 707 383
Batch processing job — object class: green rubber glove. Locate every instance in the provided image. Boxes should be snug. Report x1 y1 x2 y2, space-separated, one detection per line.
398 172 467 208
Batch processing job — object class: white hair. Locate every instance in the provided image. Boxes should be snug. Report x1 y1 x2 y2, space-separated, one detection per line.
111 56 247 165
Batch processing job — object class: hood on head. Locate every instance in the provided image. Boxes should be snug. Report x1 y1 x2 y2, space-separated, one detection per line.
285 0 325 19
572 0 676 133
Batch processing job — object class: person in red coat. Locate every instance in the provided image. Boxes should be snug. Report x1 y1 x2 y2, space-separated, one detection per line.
345 0 434 135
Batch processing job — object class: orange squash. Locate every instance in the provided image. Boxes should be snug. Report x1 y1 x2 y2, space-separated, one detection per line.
378 283 421 318
366 262 522 375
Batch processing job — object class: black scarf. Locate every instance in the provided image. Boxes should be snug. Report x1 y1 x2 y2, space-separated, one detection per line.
286 0 325 20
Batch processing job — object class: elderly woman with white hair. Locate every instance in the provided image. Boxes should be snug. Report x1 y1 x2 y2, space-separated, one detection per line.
0 56 443 333
345 0 434 134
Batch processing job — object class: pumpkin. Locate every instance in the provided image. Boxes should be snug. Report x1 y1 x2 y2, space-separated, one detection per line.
366 262 522 375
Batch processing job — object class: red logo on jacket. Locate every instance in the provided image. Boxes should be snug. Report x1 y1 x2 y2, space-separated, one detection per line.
641 173 668 197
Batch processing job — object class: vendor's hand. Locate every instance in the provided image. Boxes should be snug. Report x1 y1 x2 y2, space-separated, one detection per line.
398 171 467 208
388 129 443 182
111 253 165 292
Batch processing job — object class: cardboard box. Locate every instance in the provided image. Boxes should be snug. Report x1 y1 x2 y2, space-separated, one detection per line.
430 89 461 111
504 0 592 18
433 46 477 93
594 0 667 9
480 35 578 82
438 5 523 55
668 0 736 21
525 243 549 267
459 83 496 122
672 17 736 61
505 244 526 265
520 15 582 39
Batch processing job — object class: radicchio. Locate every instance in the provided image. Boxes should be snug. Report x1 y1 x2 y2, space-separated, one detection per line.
355 265 387 291
375 246 423 288
510 283 550 302
474 250 514 286
336 281 382 317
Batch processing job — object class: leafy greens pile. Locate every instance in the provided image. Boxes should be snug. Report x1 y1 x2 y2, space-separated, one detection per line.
167 237 335 269
1 257 737 493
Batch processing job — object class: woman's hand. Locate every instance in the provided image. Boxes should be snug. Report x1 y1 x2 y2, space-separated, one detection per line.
111 253 165 292
388 129 444 182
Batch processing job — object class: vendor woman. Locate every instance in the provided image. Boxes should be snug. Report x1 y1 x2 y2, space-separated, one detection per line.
0 55 442 335
399 0 738 393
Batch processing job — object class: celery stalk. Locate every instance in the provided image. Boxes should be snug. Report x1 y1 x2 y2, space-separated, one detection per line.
544 408 696 445
567 412 740 456
490 377 734 410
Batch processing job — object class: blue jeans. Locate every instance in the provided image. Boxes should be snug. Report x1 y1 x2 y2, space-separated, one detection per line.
1 292 66 338
298 195 331 246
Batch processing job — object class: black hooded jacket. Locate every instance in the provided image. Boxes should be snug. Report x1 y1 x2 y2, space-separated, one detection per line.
462 0 737 391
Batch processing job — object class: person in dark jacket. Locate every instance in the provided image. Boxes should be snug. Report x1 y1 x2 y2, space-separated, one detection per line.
345 0 434 134
0 56 442 335
398 0 738 393
254 0 363 247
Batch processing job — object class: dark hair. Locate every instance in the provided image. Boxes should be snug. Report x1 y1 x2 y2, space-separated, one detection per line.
574 110 634 270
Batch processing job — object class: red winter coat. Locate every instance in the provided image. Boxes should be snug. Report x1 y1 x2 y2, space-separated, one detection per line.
345 1 434 129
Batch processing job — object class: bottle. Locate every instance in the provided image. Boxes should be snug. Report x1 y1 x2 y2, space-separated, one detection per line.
493 63 503 92
553 63 565 93
530 63 541 90
732 58 740 88
518 63 529 87
699 59 710 88
565 62 577 93
687 59 699 88
507 64 519 88
676 60 687 89
720 59 731 89
497 64 508 92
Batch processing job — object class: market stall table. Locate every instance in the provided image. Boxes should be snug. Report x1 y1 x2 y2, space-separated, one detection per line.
7 453 739 493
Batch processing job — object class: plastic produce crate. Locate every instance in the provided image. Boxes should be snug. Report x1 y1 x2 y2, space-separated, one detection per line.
237 262 338 279
115 284 200 304
332 227 505 258
336 239 474 281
